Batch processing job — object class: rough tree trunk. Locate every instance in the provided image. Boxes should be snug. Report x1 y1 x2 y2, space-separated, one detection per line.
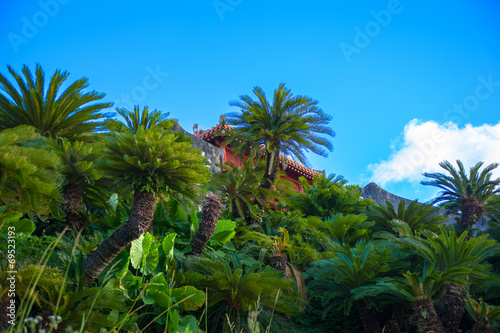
412 299 445 333
356 300 381 333
472 323 492 333
83 190 156 283
189 194 224 256
63 183 84 231
460 198 483 230
439 282 466 333
269 253 289 272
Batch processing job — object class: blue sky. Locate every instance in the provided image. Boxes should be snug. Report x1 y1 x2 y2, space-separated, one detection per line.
1 0 500 202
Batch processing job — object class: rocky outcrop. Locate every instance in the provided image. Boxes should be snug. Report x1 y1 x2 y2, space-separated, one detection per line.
361 182 414 208
172 122 221 174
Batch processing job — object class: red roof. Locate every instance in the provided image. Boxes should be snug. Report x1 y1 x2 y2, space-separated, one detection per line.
194 123 321 178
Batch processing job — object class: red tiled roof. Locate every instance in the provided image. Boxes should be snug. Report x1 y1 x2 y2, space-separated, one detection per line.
194 123 233 141
194 123 321 178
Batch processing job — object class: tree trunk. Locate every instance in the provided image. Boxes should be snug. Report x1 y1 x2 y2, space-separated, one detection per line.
439 282 466 333
269 253 289 272
189 194 224 256
412 299 445 333
83 190 156 283
472 323 492 333
356 300 381 333
63 183 84 230
460 198 483 230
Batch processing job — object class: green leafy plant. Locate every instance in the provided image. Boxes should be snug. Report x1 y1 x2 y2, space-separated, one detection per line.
308 240 405 333
84 125 209 283
421 160 500 230
364 200 449 236
0 125 63 215
0 64 113 139
183 252 298 332
289 174 373 218
226 83 334 191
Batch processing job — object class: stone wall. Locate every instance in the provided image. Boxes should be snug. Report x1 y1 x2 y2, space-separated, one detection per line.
171 122 221 174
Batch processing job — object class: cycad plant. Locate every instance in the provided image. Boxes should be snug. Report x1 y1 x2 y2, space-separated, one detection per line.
0 125 62 215
105 105 174 133
83 126 209 283
307 240 405 333
364 200 449 235
466 296 500 333
289 174 373 218
421 160 500 230
0 64 113 139
210 160 264 221
353 265 469 333
44 138 106 230
226 83 334 190
190 193 224 255
183 253 297 332
396 228 499 333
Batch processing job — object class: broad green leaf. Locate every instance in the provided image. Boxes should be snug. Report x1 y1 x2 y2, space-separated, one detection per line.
162 233 177 271
170 285 206 311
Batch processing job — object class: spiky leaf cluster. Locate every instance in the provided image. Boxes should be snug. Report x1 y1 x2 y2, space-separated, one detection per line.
421 160 500 215
106 105 174 133
100 127 209 201
289 174 372 218
364 200 449 235
0 64 113 139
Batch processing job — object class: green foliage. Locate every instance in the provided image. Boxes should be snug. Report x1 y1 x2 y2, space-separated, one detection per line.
289 174 373 218
307 240 405 316
308 213 374 246
421 160 500 216
106 105 174 133
466 296 500 328
226 83 334 169
0 125 63 214
210 160 264 220
183 253 298 318
0 64 113 139
100 127 209 199
210 219 237 246
130 232 159 275
353 264 469 304
395 227 499 280
364 200 449 235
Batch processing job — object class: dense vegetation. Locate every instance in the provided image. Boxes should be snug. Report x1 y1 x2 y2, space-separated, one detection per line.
1 64 500 333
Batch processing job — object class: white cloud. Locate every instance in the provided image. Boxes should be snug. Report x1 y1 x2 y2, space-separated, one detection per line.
368 119 500 186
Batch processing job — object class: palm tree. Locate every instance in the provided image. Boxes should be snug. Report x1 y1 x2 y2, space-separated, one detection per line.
354 266 469 333
421 160 500 230
226 83 334 190
0 64 113 139
396 228 499 333
44 138 105 230
83 126 209 283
